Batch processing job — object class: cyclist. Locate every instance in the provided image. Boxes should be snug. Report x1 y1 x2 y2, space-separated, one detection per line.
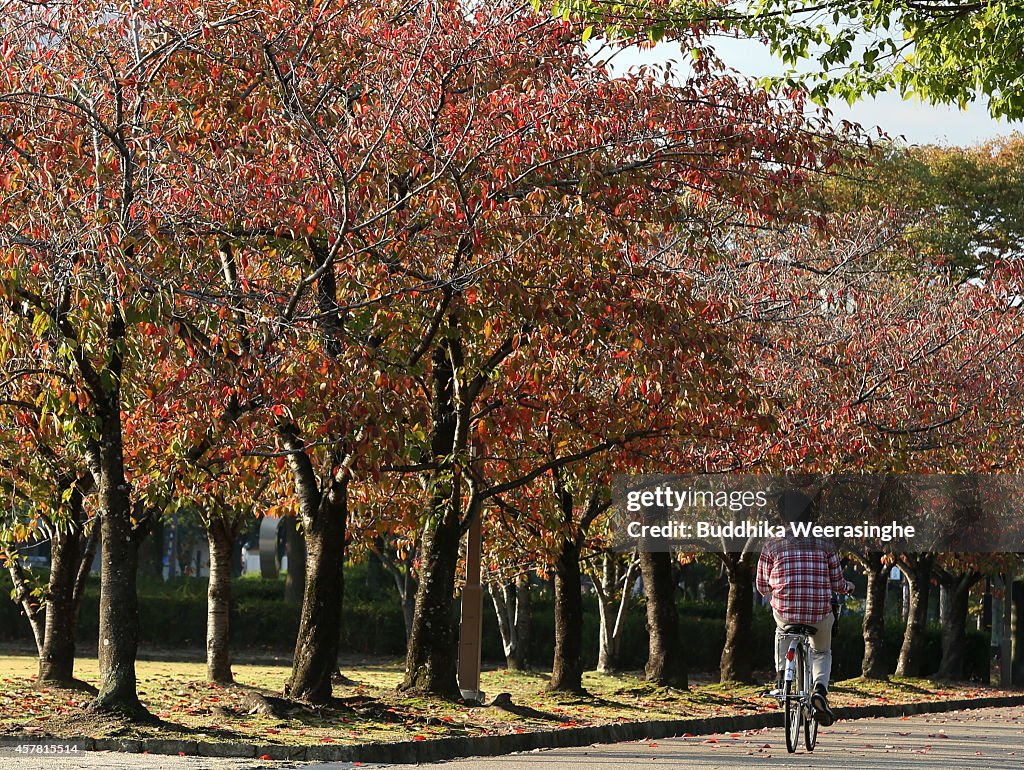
756 489 854 726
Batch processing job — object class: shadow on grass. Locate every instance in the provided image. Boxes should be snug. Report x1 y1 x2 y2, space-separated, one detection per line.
551 693 638 711
18 708 253 744
488 700 576 723
832 676 933 698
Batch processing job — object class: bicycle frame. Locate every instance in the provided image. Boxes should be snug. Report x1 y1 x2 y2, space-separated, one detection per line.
782 633 810 690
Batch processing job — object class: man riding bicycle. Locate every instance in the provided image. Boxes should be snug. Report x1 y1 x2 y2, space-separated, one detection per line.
756 489 854 727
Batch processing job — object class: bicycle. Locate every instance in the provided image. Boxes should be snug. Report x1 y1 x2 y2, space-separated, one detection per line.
773 596 842 753
775 623 819 753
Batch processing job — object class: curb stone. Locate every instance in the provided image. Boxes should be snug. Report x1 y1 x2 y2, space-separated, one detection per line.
1 694 1022 764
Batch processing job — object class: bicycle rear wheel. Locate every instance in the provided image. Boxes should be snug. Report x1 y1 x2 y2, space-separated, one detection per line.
805 705 819 750
784 676 801 752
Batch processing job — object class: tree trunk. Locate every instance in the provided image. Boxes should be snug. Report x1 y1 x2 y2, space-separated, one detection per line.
1012 580 1024 686
513 573 532 671
489 580 520 670
283 516 306 605
719 553 756 684
895 554 934 678
38 523 85 685
73 522 99 611
400 567 417 643
373 540 418 643
285 483 347 703
593 554 634 675
89 452 147 717
400 337 464 699
549 538 585 693
206 517 237 684
595 584 615 674
640 550 686 688
488 573 531 671
935 569 980 681
400 502 461 697
232 534 243 578
4 475 95 682
6 554 44 654
136 518 164 581
901 573 910 623
857 552 890 679
388 544 418 644
982 577 992 631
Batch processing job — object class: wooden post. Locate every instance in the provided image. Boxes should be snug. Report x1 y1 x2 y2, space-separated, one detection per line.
458 501 484 702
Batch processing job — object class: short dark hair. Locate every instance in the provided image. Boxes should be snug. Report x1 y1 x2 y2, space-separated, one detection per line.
778 489 812 524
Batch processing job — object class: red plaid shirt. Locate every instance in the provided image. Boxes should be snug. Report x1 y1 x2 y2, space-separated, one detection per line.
756 536 850 623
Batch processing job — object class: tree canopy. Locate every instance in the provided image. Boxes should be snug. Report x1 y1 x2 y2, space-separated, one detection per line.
549 0 1024 119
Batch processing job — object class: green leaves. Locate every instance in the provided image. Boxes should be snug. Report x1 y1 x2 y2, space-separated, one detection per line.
29 311 50 338
552 0 1024 119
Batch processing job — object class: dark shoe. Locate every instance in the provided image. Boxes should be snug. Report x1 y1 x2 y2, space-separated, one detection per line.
811 684 835 726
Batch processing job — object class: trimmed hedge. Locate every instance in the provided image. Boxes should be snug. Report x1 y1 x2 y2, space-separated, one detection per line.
0 569 990 680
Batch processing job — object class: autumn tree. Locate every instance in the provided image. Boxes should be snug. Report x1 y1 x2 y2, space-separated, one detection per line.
343 1 846 697
47 0 848 703
0 468 97 689
0 1 262 715
679 171 1024 678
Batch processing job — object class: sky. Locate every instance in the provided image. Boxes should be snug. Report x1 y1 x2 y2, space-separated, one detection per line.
602 36 1020 148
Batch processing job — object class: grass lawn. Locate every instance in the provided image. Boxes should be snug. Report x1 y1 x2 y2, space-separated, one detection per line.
0 653 1014 748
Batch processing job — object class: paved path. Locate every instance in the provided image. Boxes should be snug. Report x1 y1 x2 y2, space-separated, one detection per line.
402 705 1024 770
2 705 1022 770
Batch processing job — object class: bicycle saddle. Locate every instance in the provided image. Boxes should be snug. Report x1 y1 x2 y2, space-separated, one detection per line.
781 623 818 635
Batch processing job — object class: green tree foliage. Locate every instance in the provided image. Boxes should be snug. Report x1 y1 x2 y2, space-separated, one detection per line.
821 135 1024 277
548 0 1024 118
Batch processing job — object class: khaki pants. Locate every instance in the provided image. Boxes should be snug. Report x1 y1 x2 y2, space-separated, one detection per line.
773 609 834 690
